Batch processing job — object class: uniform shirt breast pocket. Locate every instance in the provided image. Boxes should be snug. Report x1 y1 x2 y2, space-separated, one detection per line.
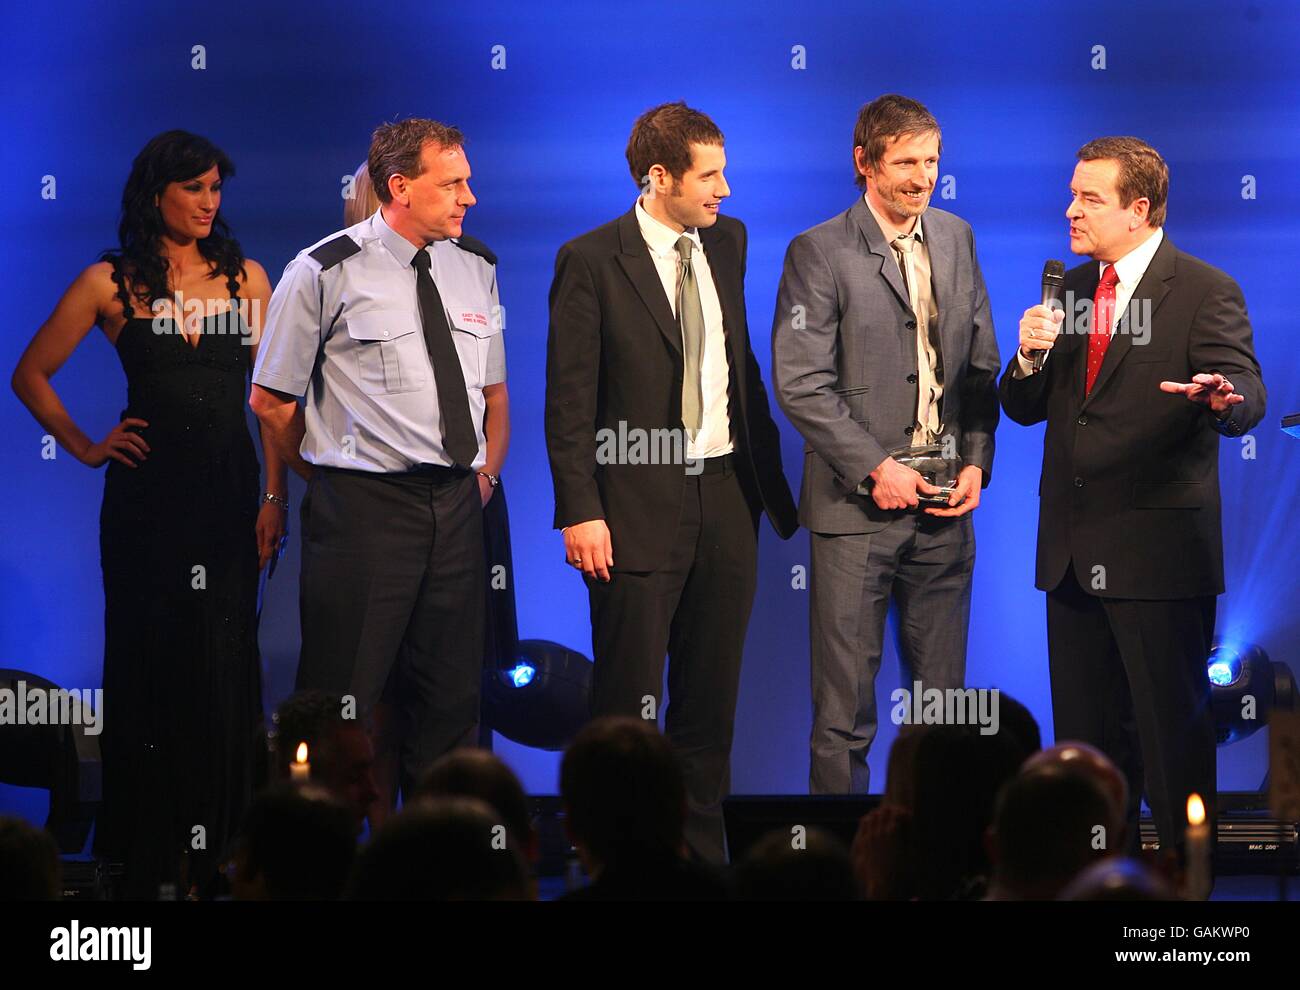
445 301 500 390
346 310 427 395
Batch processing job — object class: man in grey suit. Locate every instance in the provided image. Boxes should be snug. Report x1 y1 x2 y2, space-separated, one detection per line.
772 94 1001 793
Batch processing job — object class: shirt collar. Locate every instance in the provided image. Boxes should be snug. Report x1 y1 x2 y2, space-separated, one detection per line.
1105 227 1163 288
635 197 702 258
373 207 422 268
864 193 924 246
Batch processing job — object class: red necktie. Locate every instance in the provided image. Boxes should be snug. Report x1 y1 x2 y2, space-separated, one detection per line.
1085 264 1121 396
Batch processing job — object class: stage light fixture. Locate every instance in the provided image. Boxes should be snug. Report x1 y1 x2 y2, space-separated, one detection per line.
1207 647 1243 688
481 640 592 751
507 663 536 688
1208 641 1296 745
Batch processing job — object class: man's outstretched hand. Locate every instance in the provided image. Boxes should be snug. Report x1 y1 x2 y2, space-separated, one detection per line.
1160 372 1243 418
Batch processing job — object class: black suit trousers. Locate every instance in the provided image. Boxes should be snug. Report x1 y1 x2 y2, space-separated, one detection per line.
585 460 758 865
1046 566 1217 858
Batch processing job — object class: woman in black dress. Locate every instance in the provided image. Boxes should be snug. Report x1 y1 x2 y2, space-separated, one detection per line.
12 131 286 898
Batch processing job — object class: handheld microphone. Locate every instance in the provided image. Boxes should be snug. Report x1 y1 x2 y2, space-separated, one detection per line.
1033 260 1066 373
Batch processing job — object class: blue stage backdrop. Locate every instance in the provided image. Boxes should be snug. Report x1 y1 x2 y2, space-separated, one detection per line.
2 0 1297 818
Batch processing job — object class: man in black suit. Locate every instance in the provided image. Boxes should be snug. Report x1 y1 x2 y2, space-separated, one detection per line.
545 102 797 863
1000 136 1265 861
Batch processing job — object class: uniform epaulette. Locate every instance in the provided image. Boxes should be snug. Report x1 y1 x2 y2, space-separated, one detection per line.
452 235 497 266
309 235 362 271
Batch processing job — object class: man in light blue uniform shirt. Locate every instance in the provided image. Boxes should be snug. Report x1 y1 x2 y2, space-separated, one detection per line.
251 118 508 801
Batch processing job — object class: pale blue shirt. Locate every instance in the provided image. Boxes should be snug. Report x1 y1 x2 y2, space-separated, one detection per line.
253 208 505 471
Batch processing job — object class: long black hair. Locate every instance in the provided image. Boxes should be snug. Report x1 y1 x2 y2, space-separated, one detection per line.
101 130 245 310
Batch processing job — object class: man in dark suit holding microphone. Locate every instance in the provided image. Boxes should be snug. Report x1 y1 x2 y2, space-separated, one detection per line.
1001 136 1265 860
545 102 797 863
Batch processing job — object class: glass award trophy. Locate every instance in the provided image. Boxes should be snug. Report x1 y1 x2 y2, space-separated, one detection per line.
884 441 962 507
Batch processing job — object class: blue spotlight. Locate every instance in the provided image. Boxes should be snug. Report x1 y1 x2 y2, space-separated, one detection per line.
1207 645 1243 688
507 662 536 688
1207 640 1296 745
481 640 594 750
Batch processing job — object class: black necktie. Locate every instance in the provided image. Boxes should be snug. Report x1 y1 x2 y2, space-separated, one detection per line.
411 249 478 468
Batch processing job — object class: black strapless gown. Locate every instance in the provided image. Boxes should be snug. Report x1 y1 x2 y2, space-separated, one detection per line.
93 291 263 898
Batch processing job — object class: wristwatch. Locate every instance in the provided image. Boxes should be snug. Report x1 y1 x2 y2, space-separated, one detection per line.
477 471 500 488
263 492 289 510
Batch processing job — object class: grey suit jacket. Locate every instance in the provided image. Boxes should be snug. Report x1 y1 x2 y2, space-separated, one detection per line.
772 198 1001 534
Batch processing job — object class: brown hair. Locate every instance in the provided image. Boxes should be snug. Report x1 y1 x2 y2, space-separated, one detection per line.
852 94 942 190
625 101 724 187
368 118 464 205
1076 136 1169 227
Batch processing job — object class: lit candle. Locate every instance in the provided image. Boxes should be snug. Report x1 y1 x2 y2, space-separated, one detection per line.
290 741 311 784
1184 793 1211 900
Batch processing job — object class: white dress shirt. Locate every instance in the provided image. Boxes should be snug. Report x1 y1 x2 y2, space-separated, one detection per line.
1015 227 1164 378
635 198 733 459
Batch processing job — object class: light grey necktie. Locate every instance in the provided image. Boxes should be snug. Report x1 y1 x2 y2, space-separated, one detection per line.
894 232 940 442
675 235 705 434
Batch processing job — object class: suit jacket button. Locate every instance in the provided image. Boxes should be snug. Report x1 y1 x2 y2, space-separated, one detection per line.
1077 415 1088 426
904 426 914 436
905 320 917 330
907 373 918 384
1074 477 1085 488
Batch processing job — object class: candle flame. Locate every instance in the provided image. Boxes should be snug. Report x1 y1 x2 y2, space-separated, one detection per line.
1187 793 1205 826
295 742 309 764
